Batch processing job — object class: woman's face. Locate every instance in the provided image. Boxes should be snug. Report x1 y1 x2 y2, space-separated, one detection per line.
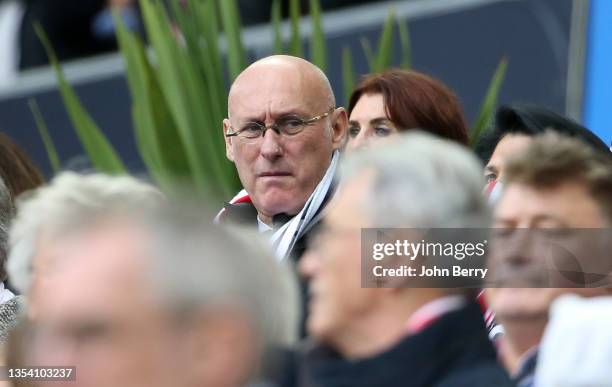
347 93 400 152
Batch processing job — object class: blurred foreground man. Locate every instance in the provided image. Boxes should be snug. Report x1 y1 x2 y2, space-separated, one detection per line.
8 172 162 319
12 174 298 387
0 177 21 344
487 133 612 387
219 55 347 261
298 132 512 387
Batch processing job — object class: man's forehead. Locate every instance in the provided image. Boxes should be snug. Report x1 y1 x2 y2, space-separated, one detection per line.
43 233 154 322
228 59 331 118
51 222 150 278
230 76 308 113
231 62 305 94
229 98 312 121
496 182 590 217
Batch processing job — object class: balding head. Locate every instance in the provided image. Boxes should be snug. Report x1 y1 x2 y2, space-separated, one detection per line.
222 55 347 224
228 55 335 118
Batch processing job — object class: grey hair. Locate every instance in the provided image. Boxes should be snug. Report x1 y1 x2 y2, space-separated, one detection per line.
7 172 163 294
340 131 490 228
146 208 299 349
8 170 298 358
0 177 13 282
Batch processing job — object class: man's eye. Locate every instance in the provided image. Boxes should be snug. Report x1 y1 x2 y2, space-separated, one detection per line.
283 119 303 129
491 228 513 241
348 127 360 138
485 173 497 184
71 323 111 344
374 127 392 137
243 124 263 132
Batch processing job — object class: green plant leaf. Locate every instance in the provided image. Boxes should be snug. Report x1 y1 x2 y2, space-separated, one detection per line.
309 0 326 70
470 57 509 147
28 98 61 174
342 46 355 106
198 0 240 193
141 0 235 197
193 0 224 92
115 10 192 189
398 17 412 69
34 23 126 174
360 37 374 70
169 0 197 50
219 0 247 81
192 0 232 153
271 0 283 54
114 12 160 171
289 0 303 57
374 10 395 72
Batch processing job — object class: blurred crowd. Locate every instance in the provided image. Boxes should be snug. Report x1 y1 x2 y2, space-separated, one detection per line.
0 53 611 387
0 0 376 85
0 0 140 83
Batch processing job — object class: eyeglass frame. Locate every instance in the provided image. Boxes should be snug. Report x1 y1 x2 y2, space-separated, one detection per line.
225 107 336 139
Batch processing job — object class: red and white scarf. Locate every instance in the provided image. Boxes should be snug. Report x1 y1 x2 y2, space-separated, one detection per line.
216 151 339 261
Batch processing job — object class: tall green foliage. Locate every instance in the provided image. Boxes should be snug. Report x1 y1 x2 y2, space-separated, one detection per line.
35 23 126 175
471 58 509 146
42 0 506 198
29 98 61 174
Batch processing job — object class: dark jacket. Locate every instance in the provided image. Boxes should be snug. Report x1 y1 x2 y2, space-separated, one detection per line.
296 301 514 387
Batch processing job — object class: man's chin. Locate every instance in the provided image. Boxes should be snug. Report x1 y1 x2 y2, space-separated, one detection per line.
306 314 333 340
306 298 334 338
256 194 305 218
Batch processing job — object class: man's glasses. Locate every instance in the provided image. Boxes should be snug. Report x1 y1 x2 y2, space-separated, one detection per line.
226 108 335 139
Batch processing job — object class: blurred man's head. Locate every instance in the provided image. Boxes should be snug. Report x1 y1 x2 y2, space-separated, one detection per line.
493 133 612 229
487 133 612 324
25 200 298 387
8 172 162 319
223 55 347 224
31 219 178 387
300 132 489 358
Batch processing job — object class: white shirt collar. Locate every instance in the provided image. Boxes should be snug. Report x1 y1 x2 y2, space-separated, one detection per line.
257 216 273 233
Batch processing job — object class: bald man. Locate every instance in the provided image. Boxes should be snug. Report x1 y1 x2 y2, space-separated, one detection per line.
219 55 347 262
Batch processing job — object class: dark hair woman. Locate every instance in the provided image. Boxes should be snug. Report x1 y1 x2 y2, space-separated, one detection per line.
0 133 44 197
347 69 469 151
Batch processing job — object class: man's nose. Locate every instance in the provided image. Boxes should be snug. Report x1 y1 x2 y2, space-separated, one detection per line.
496 230 541 268
260 129 283 160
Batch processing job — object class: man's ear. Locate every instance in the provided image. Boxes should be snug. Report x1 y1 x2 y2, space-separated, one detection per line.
331 108 348 151
223 118 235 162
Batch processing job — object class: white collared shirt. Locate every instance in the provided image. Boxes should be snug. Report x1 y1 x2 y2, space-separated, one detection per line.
257 216 273 234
